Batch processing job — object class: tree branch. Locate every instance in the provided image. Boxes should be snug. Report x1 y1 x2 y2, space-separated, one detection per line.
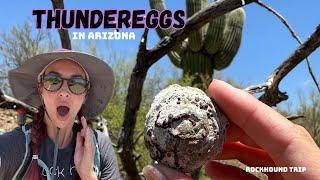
286 115 305 121
117 32 149 180
139 29 149 54
245 25 320 106
50 0 72 49
305 59 320 93
134 153 142 162
0 75 8 79
118 0 256 179
255 0 320 94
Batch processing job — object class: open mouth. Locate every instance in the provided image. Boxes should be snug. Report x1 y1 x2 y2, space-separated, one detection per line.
57 106 70 117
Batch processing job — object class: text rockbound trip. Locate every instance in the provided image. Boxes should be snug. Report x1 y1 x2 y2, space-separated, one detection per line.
246 166 307 173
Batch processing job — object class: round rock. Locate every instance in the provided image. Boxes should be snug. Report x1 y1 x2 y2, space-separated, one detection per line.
144 84 228 173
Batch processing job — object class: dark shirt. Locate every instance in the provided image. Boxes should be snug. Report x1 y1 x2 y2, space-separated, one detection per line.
0 124 121 179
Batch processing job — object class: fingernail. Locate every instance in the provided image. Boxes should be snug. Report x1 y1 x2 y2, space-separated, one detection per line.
143 165 167 180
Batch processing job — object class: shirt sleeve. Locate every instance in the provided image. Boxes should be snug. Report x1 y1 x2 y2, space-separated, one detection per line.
0 127 26 179
96 130 122 180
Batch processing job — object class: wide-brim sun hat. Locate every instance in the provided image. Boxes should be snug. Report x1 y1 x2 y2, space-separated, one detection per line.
8 49 115 119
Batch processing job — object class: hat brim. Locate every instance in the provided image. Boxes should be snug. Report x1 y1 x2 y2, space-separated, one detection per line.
8 51 115 119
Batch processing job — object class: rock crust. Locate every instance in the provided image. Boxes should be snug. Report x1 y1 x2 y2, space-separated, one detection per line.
144 84 228 172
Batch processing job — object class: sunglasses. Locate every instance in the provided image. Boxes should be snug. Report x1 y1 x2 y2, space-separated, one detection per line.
40 72 89 95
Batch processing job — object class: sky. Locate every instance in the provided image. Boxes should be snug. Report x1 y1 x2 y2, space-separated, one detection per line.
0 0 319 111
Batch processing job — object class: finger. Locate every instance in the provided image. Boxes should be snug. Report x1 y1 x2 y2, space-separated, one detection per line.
76 132 83 150
210 145 283 180
205 161 259 180
226 121 260 148
208 80 296 156
80 116 88 137
142 165 167 180
84 127 94 156
75 132 83 165
80 128 85 137
81 116 88 129
146 164 192 180
215 142 275 167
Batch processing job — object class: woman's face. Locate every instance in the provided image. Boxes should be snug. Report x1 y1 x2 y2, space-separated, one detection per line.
38 59 88 129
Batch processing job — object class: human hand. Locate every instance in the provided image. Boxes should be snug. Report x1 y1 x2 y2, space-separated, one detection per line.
74 116 97 180
143 80 320 180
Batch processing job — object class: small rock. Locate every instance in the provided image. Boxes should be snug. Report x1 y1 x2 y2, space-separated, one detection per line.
144 84 228 173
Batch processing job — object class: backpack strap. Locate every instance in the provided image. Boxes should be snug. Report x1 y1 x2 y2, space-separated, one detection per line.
12 126 51 180
74 122 101 178
31 155 51 180
12 125 31 180
93 131 101 179
12 124 101 179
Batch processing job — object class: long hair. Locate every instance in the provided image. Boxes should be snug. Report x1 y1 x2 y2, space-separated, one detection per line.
25 106 84 179
25 105 46 180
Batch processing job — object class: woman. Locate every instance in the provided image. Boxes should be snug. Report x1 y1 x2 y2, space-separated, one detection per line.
0 50 121 179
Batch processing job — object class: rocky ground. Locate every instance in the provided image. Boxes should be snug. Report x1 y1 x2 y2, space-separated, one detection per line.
0 108 18 133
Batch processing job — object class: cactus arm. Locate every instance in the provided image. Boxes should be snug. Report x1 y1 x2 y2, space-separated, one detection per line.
214 8 245 70
204 15 226 55
186 0 208 52
168 52 182 67
149 0 175 38
149 0 166 11
168 39 188 68
182 51 213 76
150 0 189 68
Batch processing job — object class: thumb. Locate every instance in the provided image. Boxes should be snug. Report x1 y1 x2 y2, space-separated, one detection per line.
143 164 192 180
143 165 167 180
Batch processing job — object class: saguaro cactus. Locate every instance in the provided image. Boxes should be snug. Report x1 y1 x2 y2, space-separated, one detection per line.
149 0 245 88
